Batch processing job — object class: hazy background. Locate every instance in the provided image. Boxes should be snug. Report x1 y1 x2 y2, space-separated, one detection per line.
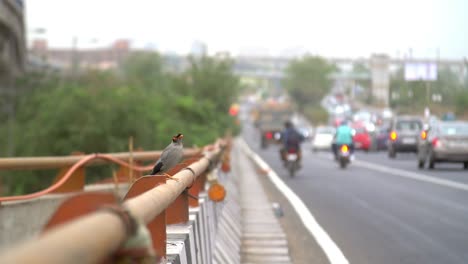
26 0 468 59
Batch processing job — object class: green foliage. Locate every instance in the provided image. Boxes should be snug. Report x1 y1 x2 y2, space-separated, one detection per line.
303 105 328 124
283 56 336 111
0 53 241 195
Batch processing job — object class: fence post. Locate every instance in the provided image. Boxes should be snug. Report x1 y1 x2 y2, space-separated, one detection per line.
41 192 118 232
123 176 167 260
51 152 85 193
165 156 203 224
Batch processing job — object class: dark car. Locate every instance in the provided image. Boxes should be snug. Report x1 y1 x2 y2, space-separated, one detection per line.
388 116 423 158
375 125 390 150
417 121 468 169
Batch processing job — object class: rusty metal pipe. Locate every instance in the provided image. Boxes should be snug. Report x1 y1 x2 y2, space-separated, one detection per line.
124 153 215 223
0 144 224 263
0 212 127 264
0 149 201 170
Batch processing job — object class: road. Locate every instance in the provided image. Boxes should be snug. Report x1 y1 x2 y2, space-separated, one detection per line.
242 121 468 264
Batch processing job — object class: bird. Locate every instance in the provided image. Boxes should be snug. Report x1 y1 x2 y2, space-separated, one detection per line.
150 133 184 179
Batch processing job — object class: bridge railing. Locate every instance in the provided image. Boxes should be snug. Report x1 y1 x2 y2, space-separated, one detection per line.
0 148 202 202
0 138 232 263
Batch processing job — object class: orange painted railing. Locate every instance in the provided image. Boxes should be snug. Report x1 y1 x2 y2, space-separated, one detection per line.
0 137 232 263
1 153 149 202
0 148 201 202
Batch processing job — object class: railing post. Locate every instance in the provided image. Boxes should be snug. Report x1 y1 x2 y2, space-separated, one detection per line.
123 176 167 260
51 152 85 193
41 192 118 232
164 155 203 224
189 172 207 207
164 163 190 225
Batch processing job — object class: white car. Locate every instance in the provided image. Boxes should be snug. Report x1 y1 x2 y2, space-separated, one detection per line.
312 126 336 152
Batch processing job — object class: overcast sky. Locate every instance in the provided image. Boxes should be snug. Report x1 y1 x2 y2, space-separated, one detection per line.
25 0 468 59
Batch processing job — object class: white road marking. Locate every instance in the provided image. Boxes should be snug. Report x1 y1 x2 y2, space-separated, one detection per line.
354 160 468 192
239 138 349 264
316 153 468 192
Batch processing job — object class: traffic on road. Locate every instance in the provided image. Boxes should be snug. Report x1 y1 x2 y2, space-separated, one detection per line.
241 97 468 264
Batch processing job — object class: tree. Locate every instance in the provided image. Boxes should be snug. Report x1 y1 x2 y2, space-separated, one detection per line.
0 52 242 195
121 52 167 92
283 56 336 112
168 55 241 146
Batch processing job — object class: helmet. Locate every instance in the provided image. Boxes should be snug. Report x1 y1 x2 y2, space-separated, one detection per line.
340 120 348 126
284 120 293 128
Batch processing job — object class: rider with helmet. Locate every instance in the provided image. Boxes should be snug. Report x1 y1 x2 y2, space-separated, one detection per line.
332 120 355 159
280 120 305 166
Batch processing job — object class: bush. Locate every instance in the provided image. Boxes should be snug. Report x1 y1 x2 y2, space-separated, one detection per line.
0 53 241 195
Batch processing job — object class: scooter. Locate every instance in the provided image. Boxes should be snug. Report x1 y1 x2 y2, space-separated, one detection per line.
337 144 351 169
285 147 300 177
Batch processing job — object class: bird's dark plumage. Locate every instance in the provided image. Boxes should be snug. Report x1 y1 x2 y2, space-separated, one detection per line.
150 161 163 175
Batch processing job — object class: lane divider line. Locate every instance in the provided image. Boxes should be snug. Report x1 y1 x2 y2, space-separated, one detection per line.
238 138 349 264
354 160 468 192
315 152 468 192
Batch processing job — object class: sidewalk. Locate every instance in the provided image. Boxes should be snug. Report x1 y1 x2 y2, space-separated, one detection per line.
233 139 293 264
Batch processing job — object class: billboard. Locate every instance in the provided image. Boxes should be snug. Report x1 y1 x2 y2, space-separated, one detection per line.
404 62 437 81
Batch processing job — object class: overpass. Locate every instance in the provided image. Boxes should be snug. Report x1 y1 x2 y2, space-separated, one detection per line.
234 55 468 106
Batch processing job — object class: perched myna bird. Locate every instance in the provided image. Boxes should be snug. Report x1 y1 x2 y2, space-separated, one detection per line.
150 133 184 176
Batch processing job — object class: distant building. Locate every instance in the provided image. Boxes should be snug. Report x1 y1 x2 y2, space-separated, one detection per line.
29 39 132 70
370 54 390 106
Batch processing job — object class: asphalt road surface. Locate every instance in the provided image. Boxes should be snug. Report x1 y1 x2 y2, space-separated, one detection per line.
242 121 468 264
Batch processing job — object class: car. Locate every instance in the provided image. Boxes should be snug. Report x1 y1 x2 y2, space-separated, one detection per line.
387 116 423 158
417 121 468 169
375 125 390 150
351 124 372 151
311 126 335 152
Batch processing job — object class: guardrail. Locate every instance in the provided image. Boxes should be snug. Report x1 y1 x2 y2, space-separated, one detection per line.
0 137 233 263
0 148 202 202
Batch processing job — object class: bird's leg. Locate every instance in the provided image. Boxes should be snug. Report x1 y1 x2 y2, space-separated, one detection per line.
161 172 179 182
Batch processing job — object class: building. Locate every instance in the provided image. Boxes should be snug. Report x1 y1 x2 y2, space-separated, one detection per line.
29 39 132 70
370 54 390 106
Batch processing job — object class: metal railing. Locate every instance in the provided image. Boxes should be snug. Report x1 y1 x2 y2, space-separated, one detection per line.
0 138 230 263
0 149 201 170
0 148 201 203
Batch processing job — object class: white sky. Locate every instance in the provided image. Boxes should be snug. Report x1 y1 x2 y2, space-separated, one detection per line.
25 0 468 59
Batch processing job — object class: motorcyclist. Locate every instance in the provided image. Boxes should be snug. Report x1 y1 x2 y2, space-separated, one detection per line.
280 120 305 167
332 120 355 160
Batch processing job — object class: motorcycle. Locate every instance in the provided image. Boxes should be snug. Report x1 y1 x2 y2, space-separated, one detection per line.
285 147 300 177
337 144 351 169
